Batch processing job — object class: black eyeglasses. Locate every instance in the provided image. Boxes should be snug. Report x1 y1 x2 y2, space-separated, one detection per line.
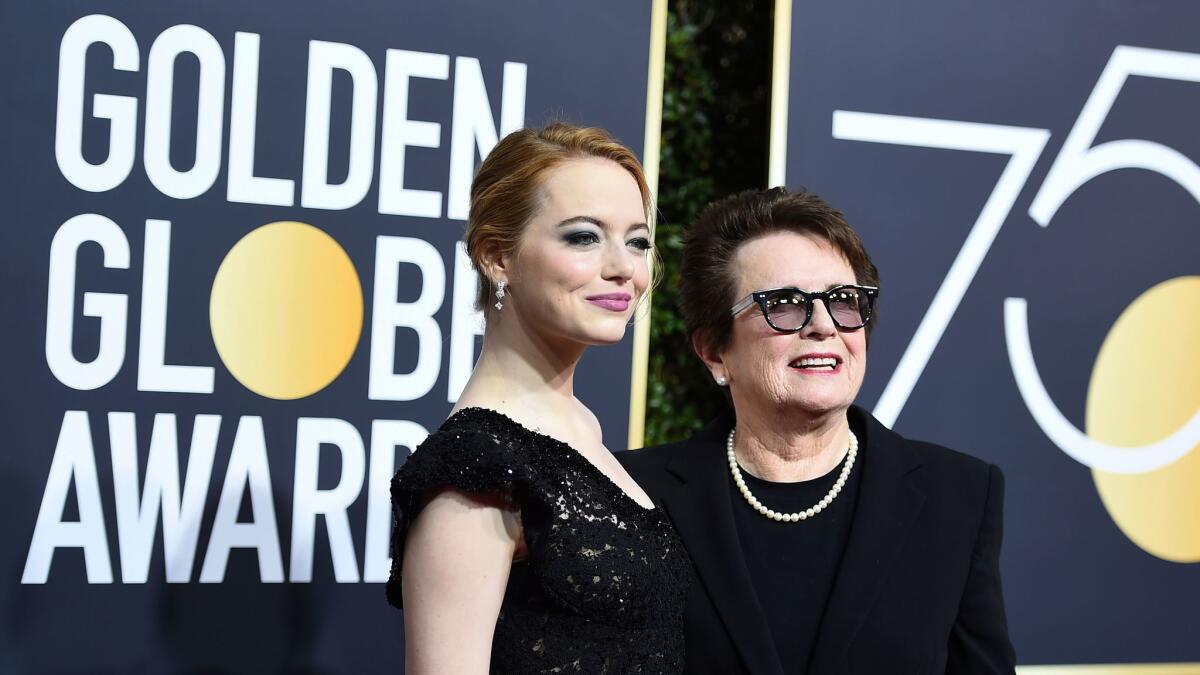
729 284 879 333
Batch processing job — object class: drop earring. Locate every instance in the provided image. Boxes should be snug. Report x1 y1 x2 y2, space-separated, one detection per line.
494 281 506 311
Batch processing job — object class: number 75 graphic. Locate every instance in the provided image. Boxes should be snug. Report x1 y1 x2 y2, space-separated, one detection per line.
832 45 1200 475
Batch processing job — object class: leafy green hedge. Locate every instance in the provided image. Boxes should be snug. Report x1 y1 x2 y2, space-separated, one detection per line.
645 1 770 446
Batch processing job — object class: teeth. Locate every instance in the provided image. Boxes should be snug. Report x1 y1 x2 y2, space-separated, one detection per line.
793 357 837 368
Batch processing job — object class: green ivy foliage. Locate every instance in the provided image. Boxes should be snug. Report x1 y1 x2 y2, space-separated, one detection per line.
645 1 770 446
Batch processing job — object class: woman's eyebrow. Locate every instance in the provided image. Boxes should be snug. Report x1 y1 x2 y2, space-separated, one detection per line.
554 216 605 229
554 216 649 234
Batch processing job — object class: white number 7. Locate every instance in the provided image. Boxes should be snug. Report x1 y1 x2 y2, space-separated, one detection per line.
831 111 1049 428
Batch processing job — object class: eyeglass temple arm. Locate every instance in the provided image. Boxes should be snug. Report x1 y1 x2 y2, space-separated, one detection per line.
729 294 756 317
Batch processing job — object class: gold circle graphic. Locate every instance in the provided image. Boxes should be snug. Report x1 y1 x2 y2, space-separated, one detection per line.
1086 276 1200 562
210 221 363 400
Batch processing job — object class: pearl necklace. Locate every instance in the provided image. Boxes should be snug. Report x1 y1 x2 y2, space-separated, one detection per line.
726 428 858 522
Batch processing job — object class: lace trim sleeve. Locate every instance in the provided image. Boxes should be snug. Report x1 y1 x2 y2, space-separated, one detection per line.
384 427 543 608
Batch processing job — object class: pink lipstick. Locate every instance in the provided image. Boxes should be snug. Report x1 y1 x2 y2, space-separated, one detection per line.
586 293 632 312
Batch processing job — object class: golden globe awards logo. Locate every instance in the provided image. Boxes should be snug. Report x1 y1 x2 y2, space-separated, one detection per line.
211 222 363 400
23 13 527 585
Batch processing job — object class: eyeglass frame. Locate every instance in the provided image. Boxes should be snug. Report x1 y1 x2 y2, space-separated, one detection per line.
729 284 880 333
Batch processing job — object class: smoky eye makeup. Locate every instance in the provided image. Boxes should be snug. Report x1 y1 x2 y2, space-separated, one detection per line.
626 236 653 251
624 222 652 251
562 229 602 247
556 218 650 250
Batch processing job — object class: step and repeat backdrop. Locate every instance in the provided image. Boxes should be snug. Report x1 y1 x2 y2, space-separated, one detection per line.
773 0 1199 669
1 2 661 671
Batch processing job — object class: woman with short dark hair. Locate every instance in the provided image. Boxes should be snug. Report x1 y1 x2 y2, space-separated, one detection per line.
622 187 1016 674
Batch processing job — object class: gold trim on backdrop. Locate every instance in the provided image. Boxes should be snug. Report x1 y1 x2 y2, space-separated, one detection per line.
767 0 793 187
1019 666 1200 674
627 0 667 450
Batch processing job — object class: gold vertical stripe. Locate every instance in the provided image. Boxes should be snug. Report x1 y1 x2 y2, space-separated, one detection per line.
628 0 668 450
767 0 793 187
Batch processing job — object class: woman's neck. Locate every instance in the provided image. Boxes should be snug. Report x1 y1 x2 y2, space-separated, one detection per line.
732 405 851 483
454 313 586 414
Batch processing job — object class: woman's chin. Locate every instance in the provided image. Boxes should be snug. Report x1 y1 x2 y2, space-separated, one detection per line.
588 331 628 346
572 326 629 346
780 396 853 419
583 318 634 345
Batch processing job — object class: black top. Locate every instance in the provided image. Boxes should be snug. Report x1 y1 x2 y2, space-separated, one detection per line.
619 406 1016 675
387 407 692 674
730 443 861 674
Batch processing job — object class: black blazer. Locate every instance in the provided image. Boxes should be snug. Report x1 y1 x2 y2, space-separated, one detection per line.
620 405 1016 675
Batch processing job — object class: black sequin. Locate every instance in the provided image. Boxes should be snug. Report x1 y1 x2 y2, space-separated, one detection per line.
387 407 691 674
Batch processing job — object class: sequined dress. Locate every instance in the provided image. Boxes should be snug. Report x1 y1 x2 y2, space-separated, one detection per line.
387 407 691 674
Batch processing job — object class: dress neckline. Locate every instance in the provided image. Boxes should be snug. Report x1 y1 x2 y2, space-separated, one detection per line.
447 406 658 513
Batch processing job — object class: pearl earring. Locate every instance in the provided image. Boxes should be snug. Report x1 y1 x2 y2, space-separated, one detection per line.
494 281 506 311
716 375 727 386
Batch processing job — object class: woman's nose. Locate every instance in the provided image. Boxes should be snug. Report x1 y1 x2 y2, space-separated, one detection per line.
801 298 837 338
602 240 635 282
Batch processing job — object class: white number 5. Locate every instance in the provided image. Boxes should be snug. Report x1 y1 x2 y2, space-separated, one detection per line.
1010 46 1200 474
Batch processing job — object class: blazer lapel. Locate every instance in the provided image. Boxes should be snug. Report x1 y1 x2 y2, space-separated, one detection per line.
662 419 785 675
807 407 927 674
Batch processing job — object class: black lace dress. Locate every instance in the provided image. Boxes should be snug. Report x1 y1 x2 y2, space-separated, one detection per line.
387 407 691 674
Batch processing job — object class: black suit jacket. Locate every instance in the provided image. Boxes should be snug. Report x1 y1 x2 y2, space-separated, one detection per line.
620 406 1016 674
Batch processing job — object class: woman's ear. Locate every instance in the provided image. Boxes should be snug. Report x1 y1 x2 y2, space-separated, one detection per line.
477 244 509 288
691 330 728 386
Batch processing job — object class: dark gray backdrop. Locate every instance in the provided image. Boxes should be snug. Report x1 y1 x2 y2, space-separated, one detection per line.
783 0 1200 666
